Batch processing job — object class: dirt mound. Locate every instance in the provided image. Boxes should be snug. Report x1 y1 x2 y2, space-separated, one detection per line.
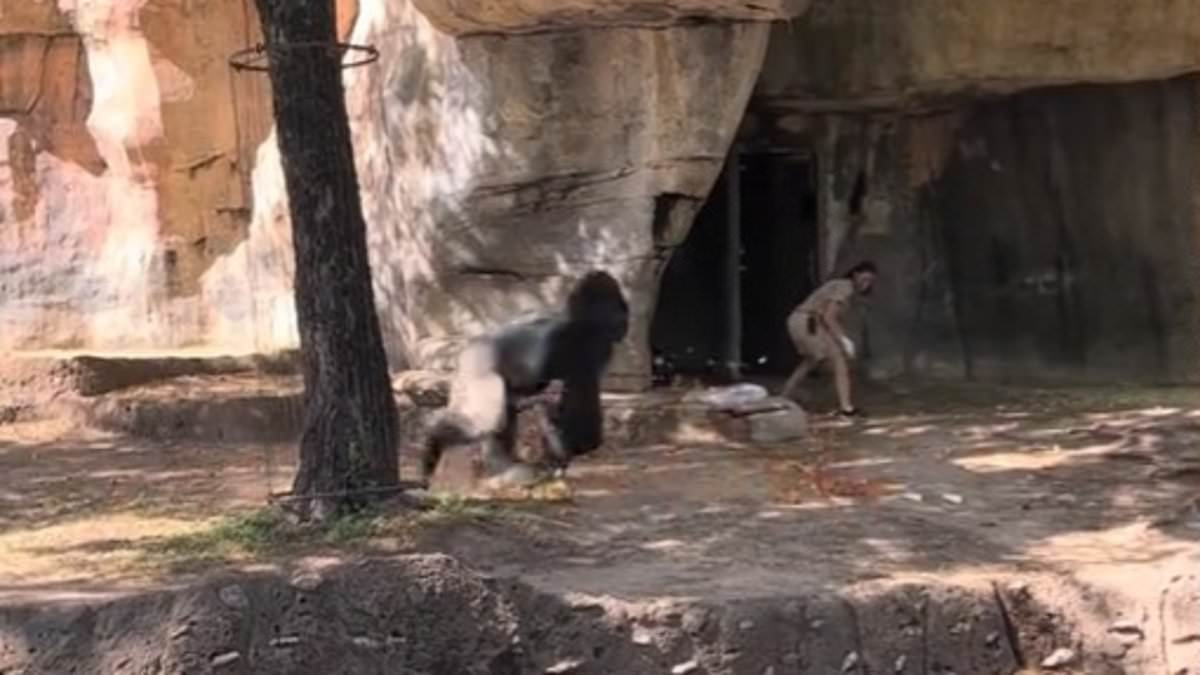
3 552 1192 674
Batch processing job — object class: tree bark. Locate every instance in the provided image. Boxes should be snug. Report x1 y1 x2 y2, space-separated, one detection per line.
254 0 399 521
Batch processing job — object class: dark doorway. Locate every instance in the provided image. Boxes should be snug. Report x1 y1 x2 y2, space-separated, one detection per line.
651 150 819 384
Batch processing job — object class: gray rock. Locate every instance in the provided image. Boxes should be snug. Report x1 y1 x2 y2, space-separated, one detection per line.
747 404 808 443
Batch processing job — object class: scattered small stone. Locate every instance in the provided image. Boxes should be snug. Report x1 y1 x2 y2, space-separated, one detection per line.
1040 647 1077 669
893 654 907 672
1109 620 1144 639
738 619 755 631
631 626 654 645
901 492 924 503
671 659 699 674
211 651 240 667
545 658 584 674
169 625 191 640
218 584 248 610
352 635 382 649
810 619 825 630
941 493 964 505
270 636 301 648
842 651 859 671
1100 635 1130 659
289 571 323 591
682 608 710 634
985 631 1000 647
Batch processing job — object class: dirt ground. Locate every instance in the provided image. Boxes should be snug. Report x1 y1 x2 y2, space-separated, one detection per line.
3 374 1200 673
2 377 1198 601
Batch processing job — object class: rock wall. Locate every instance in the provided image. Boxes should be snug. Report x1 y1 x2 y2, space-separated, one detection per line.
4 0 1200 387
0 0 272 352
340 0 770 384
756 0 1200 111
749 76 1200 383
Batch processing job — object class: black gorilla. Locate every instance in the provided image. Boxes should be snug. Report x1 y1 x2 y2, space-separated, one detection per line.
419 270 629 487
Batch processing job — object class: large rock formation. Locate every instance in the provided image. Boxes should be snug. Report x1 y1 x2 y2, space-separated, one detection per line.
3 0 1200 385
0 0 270 351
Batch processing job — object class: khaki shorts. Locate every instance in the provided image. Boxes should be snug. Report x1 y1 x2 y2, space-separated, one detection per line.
787 311 838 362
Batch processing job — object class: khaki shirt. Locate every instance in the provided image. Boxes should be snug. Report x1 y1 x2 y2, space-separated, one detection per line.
793 279 854 318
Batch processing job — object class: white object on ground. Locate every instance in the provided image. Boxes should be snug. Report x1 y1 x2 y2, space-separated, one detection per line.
685 383 769 410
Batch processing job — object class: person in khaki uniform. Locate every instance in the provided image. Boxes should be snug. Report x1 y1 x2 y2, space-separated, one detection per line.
780 261 877 416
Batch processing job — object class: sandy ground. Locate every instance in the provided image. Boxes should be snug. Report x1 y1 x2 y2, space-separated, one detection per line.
1 378 1198 606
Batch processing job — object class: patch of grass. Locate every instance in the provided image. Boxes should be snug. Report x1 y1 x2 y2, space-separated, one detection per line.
149 508 291 560
145 506 400 562
417 494 498 524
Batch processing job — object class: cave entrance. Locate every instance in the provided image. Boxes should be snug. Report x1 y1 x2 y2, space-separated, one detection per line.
651 148 819 385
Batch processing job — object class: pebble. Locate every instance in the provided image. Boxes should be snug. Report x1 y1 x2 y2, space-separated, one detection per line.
671 659 700 674
270 636 301 648
290 571 323 591
631 626 654 645
1040 647 1077 669
842 651 859 671
211 651 240 667
545 658 584 674
893 654 907 672
1109 620 1144 638
901 492 924 503
352 635 382 649
941 493 965 505
218 584 249 610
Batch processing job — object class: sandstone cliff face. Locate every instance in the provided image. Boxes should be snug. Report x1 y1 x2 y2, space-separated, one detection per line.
0 0 269 351
3 0 1200 386
410 0 806 34
756 0 1200 110
339 0 769 382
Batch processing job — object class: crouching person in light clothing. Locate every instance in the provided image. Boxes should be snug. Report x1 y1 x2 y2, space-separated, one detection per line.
780 261 877 416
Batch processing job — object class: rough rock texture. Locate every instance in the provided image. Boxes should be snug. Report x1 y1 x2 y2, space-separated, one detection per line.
0 555 1193 674
756 0 1200 111
5 0 1200 388
0 0 274 351
744 76 1200 383
410 0 807 35
340 0 770 384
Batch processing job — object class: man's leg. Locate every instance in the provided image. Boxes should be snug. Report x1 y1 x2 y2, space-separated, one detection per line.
829 349 855 413
781 356 816 400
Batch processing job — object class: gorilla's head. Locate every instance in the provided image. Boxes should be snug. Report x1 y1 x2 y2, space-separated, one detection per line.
567 270 629 344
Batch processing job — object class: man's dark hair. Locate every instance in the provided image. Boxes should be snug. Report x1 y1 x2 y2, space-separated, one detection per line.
844 260 878 278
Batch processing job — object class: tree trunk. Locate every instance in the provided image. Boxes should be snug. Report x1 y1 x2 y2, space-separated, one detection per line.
255 0 399 521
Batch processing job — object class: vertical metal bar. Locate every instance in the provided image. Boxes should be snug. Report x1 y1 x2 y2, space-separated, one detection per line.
725 146 743 381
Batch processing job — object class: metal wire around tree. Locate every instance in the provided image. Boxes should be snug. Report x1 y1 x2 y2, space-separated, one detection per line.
229 41 380 73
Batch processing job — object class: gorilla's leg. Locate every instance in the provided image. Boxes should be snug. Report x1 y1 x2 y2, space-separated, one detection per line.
478 401 519 475
552 375 604 463
418 339 508 486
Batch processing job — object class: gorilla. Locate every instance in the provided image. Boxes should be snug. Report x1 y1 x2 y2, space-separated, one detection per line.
418 270 630 488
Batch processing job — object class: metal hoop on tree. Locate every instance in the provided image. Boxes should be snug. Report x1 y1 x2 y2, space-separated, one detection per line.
248 0 405 521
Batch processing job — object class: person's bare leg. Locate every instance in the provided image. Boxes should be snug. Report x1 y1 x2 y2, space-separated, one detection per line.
781 356 816 400
830 350 854 413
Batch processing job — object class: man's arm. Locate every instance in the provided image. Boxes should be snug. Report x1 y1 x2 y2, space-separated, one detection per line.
821 301 856 358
